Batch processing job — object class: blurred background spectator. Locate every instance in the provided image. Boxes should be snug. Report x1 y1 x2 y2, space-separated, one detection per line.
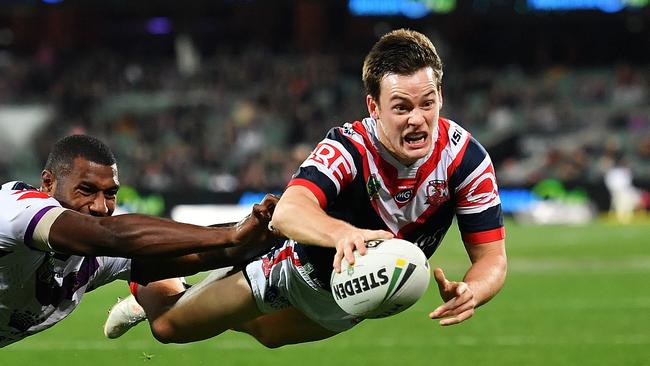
0 0 648 216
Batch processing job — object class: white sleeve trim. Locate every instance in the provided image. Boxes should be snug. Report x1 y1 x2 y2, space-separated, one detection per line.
32 207 68 251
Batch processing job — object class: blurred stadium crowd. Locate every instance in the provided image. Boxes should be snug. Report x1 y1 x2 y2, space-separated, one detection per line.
0 1 648 206
1 45 648 192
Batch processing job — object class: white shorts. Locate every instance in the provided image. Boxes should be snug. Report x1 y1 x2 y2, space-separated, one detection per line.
245 239 362 333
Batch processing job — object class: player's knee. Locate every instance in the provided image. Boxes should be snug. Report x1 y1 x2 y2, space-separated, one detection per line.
150 318 179 344
255 334 287 349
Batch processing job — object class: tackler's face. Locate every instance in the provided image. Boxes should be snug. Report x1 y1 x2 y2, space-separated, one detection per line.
367 67 442 166
42 157 120 217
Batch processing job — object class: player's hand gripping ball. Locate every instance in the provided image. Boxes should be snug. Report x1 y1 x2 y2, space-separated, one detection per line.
330 238 430 318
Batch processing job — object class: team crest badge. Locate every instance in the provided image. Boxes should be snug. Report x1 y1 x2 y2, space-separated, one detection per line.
366 174 381 199
425 180 449 205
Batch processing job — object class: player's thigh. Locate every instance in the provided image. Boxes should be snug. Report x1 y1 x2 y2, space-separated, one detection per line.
235 307 339 348
153 270 262 343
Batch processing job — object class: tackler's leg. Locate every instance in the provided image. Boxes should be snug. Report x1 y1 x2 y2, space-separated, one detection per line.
148 270 263 344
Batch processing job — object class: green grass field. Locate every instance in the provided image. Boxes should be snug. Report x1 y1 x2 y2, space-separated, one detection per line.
2 220 649 365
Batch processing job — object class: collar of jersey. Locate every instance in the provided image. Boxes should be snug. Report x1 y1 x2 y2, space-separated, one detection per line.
364 117 437 179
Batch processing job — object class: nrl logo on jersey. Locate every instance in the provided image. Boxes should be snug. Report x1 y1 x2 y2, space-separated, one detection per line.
366 174 381 199
425 180 449 205
341 123 355 136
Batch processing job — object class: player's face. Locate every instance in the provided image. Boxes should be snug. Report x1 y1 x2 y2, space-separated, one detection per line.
367 67 442 166
42 157 120 217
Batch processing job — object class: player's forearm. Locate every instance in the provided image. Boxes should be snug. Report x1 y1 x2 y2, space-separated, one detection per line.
131 251 232 284
463 249 507 306
131 241 269 284
49 211 237 258
272 190 344 248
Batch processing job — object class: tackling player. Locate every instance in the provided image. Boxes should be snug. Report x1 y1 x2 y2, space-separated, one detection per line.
106 29 507 347
0 134 277 347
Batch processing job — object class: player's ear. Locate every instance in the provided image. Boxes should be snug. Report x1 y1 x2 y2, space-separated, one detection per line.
41 170 56 194
367 95 380 120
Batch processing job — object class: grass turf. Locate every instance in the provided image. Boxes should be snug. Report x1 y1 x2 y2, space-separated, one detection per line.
2 220 649 365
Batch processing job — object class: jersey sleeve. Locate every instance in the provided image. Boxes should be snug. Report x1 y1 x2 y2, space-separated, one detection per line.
450 137 505 244
88 256 132 290
287 126 359 208
0 184 65 252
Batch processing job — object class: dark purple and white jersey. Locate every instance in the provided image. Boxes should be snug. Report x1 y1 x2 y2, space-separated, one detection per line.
0 181 130 347
286 117 505 286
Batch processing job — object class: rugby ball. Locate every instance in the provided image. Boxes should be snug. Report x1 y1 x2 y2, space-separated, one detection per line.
330 238 430 318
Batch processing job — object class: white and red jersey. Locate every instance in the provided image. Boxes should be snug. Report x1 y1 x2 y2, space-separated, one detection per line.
0 181 130 347
286 117 505 286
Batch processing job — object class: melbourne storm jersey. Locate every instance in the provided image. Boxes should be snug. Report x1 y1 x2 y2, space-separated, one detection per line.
287 117 505 285
0 181 130 347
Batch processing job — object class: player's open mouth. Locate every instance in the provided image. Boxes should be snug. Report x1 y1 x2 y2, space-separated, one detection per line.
404 132 427 148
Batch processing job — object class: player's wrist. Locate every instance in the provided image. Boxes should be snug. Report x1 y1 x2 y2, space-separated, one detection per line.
208 225 238 246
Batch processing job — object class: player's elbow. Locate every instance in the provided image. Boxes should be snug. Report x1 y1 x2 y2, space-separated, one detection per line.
497 250 508 280
269 200 292 237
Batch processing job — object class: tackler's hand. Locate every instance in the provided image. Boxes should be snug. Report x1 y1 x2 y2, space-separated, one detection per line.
234 194 281 249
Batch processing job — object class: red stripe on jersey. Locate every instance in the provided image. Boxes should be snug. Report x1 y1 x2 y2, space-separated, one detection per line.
446 131 470 179
397 200 443 238
350 122 398 185
262 245 301 278
462 227 505 244
287 178 328 209
272 246 300 266
13 190 50 200
414 118 450 192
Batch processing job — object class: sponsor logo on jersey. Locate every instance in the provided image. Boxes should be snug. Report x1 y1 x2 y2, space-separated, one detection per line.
394 188 413 204
366 173 381 199
425 180 449 205
307 142 354 185
450 128 463 146
414 229 446 253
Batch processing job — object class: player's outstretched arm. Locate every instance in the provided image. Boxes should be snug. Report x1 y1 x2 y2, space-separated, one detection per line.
47 194 279 260
429 239 507 326
271 185 393 272
131 195 281 283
